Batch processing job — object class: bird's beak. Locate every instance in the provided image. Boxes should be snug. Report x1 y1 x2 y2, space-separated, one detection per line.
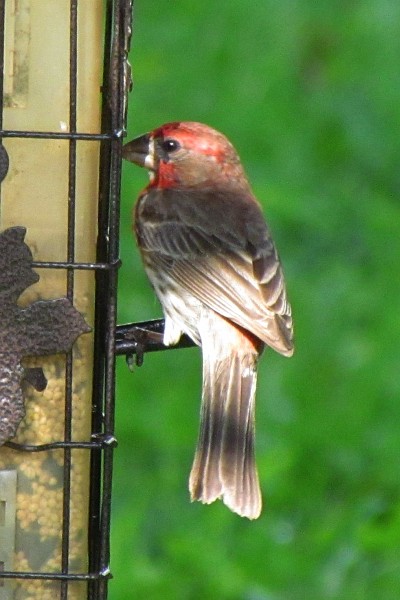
122 133 155 171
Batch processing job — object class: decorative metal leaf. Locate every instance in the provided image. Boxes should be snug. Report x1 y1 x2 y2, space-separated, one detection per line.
0 227 91 445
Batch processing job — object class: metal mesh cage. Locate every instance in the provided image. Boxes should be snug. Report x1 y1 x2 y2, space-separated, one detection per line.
0 1 133 598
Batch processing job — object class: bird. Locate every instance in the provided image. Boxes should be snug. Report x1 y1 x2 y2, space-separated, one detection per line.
122 121 293 519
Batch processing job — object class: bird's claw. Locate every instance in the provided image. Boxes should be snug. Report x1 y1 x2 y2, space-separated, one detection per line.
124 326 164 369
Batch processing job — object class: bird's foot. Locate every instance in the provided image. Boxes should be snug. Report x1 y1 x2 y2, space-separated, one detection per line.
124 326 164 369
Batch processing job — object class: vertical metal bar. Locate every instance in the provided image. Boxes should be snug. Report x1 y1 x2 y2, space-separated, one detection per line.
88 0 126 596
61 0 78 598
88 0 113 596
96 1 132 598
96 0 121 589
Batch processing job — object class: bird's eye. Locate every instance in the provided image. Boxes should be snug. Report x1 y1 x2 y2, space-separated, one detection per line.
160 139 180 153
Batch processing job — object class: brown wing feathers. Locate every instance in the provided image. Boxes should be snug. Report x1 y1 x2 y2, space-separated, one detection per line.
137 187 293 355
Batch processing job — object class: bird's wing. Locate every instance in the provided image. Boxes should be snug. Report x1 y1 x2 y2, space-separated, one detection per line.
136 188 294 356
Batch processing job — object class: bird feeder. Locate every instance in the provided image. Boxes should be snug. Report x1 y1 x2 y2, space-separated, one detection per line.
0 1 132 598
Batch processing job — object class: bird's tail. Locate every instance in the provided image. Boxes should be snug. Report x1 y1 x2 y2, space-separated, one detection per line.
189 314 262 519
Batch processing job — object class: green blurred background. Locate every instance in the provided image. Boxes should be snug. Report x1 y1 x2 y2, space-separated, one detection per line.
113 1 400 598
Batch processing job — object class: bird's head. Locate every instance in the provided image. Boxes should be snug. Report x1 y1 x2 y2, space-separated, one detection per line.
122 121 250 191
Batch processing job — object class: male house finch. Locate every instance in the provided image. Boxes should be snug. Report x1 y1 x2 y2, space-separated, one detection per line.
122 122 293 519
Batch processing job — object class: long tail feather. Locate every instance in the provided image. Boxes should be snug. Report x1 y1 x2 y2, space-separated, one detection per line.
189 314 262 519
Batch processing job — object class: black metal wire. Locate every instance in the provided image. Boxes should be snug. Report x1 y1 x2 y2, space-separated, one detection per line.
31 259 122 270
0 570 108 581
0 129 122 140
60 3 79 596
4 435 118 452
